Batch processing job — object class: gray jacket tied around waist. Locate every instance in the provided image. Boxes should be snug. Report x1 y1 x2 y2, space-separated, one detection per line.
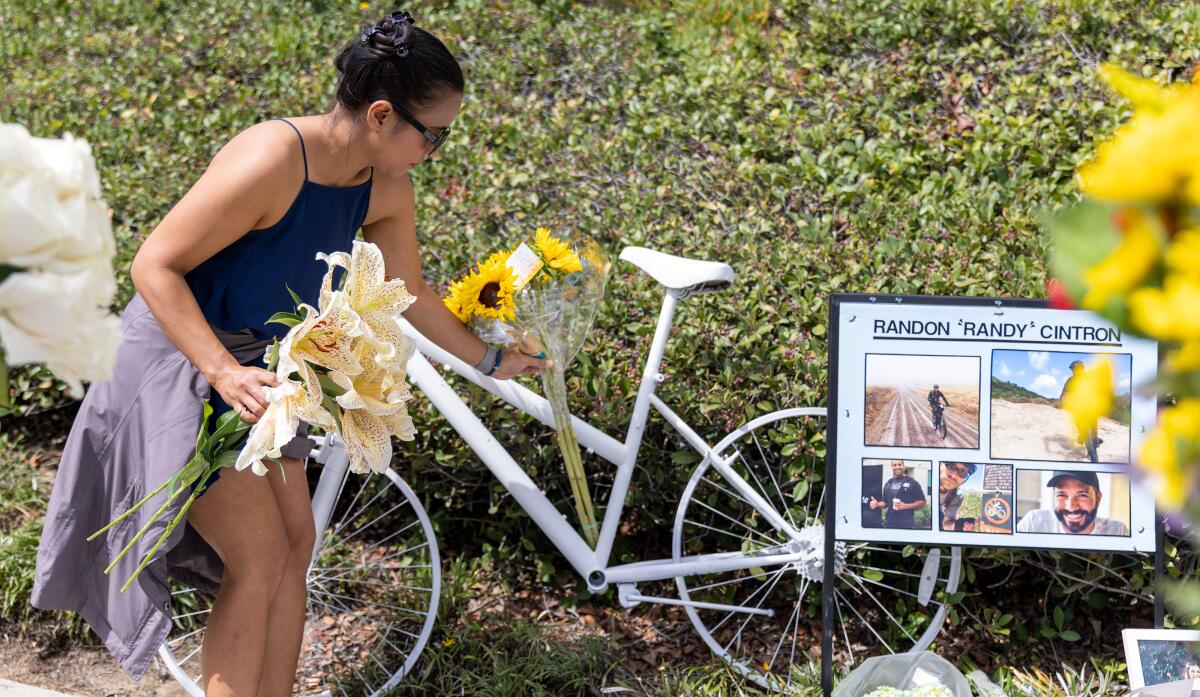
30 292 314 681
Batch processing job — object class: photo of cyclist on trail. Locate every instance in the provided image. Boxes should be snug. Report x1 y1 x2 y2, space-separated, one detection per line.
928 384 950 440
864 354 980 449
990 350 1131 464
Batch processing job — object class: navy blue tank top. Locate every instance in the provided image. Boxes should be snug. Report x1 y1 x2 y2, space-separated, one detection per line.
185 119 372 341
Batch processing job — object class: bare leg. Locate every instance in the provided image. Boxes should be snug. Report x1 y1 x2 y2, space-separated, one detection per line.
258 456 316 697
187 465 290 696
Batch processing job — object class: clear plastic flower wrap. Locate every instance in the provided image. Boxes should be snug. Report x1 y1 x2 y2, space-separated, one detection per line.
832 652 972 697
445 231 610 546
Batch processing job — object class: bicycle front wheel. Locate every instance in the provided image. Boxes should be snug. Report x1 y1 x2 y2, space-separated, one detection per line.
672 408 960 692
158 465 440 697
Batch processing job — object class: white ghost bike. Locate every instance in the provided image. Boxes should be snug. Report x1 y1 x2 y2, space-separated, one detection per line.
158 246 961 695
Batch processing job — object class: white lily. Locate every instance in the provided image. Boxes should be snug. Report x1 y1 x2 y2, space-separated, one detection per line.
235 358 332 476
332 339 415 416
316 241 416 355
275 292 364 378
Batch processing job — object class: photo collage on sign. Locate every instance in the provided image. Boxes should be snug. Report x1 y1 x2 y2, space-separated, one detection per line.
861 349 1133 539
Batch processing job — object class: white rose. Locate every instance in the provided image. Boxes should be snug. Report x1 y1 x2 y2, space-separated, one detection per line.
0 266 122 398
0 175 65 267
0 124 36 184
0 122 114 269
29 131 103 199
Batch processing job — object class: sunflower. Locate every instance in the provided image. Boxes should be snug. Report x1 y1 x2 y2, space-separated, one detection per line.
534 227 582 275
443 254 517 322
442 276 475 322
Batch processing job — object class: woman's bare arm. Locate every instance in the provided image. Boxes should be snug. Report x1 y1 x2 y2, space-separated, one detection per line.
130 124 297 416
362 174 548 379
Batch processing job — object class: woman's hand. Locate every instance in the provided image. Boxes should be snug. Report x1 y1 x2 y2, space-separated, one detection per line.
491 347 552 380
210 364 280 423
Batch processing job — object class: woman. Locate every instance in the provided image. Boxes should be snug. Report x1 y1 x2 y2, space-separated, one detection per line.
31 10 547 696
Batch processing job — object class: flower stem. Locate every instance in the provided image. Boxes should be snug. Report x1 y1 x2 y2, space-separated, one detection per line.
102 470 196 574
87 471 178 542
0 343 10 411
541 366 598 548
121 487 202 593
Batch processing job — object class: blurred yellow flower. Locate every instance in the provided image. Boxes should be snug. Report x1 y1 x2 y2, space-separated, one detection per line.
1061 358 1113 441
1129 275 1200 341
1166 228 1200 280
1140 399 1200 510
1076 65 1200 205
534 227 582 274
1080 211 1161 310
1170 341 1200 372
1097 63 1187 113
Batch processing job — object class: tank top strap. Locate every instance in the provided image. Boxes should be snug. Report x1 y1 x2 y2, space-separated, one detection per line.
274 118 309 182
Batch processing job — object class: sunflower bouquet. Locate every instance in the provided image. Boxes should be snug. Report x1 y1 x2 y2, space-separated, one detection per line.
1048 64 1200 527
445 228 610 547
90 240 419 591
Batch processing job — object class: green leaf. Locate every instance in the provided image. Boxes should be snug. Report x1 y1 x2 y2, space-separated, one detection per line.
165 454 210 498
862 569 884 582
285 284 304 311
215 449 240 469
266 311 303 328
194 400 215 452
1059 629 1081 642
670 450 700 466
1039 626 1058 639
322 391 344 434
1053 606 1065 630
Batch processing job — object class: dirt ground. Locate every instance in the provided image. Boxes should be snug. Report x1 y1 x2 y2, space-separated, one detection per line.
990 399 1130 462
0 635 184 697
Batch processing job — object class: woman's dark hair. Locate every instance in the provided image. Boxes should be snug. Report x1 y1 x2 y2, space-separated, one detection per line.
334 10 464 115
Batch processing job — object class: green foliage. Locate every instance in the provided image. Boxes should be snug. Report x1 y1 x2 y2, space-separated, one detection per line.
3 0 1200 685
991 376 1053 404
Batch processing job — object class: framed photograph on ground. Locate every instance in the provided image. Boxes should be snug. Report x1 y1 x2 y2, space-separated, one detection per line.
828 293 1158 553
1123 629 1200 689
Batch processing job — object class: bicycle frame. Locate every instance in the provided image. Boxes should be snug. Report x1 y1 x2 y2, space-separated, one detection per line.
394 290 809 592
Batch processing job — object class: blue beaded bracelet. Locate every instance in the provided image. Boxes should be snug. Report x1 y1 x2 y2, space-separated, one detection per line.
483 347 502 376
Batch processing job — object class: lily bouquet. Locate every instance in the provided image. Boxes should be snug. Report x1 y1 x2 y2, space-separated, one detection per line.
444 228 610 547
91 240 419 590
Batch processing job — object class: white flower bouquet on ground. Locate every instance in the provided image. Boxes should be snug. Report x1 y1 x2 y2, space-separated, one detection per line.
833 653 972 697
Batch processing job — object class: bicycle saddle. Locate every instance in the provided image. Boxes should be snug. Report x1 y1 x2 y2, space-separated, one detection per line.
618 246 734 297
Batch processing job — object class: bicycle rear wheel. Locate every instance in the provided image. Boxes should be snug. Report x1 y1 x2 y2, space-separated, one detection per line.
672 408 960 692
158 463 440 696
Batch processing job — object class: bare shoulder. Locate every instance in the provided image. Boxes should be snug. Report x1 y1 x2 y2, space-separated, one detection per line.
205 120 304 186
364 170 415 227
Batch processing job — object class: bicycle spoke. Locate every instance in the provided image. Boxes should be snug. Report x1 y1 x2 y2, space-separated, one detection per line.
320 497 415 556
750 431 800 530
844 573 916 644
768 581 806 671
691 499 785 547
721 565 789 656
329 474 385 540
835 587 894 653
707 566 787 636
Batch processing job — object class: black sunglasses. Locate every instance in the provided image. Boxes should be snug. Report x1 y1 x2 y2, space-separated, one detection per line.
392 103 450 157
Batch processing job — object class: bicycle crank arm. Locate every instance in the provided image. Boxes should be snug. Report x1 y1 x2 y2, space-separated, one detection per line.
617 584 774 617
